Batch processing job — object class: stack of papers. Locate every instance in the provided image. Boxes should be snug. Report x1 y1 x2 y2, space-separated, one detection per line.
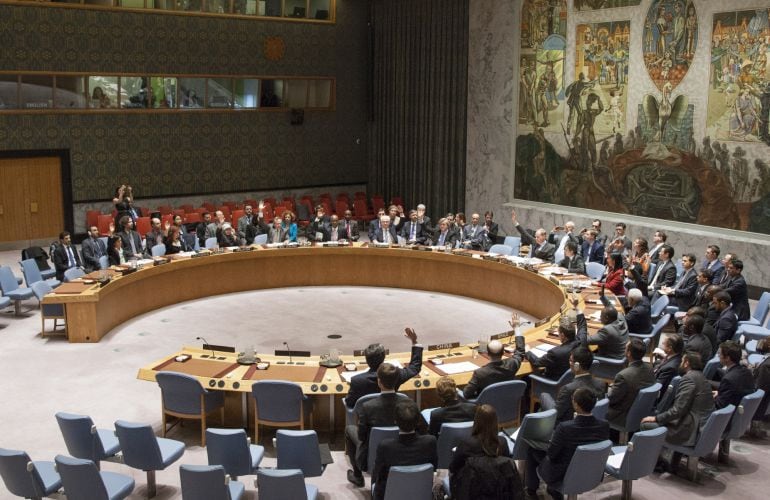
437 361 480 375
340 359 403 383
527 344 555 359
606 451 625 469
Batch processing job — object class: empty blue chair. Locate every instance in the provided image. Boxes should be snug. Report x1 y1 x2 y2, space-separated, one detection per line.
488 244 513 256
605 427 668 500
507 408 556 460
205 237 219 249
593 397 609 421
740 291 770 326
0 296 11 314
436 421 473 469
367 426 400 475
179 464 244 500
150 244 166 257
736 314 770 344
465 380 527 428
20 258 60 289
592 355 626 382
611 383 661 444
156 371 225 446
206 428 264 480
257 468 318 500
703 354 721 381
0 448 62 499
63 267 85 282
114 420 185 498
251 380 312 443
253 234 268 245
275 429 325 477
382 463 434 500
544 440 612 499
54 454 133 500
503 236 521 256
55 412 120 469
529 368 574 413
98 255 109 270
31 281 67 337
663 405 735 482
586 262 605 280
630 315 670 361
719 389 766 462
0 265 34 315
650 295 669 321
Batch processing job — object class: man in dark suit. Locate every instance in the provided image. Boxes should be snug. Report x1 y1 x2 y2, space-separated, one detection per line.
607 339 655 428
526 388 610 500
723 260 750 322
648 230 667 264
624 289 652 335
81 225 107 273
576 306 629 360
321 214 347 242
117 215 143 260
308 204 331 242
648 244 677 297
660 253 698 311
368 208 387 241
511 210 555 262
372 400 437 500
714 340 755 409
682 314 714 369
463 338 524 399
701 244 724 284
432 218 458 248
371 215 399 245
346 363 428 487
345 328 423 409
342 210 360 242
53 231 83 281
712 291 738 344
483 211 499 246
652 334 683 403
580 229 605 265
558 241 586 275
400 210 428 245
461 213 486 250
554 347 606 423
717 253 735 286
527 317 580 380
416 204 434 237
692 269 713 308
427 377 477 436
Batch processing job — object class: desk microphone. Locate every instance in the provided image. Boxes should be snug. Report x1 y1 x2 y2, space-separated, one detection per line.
196 336 215 358
447 344 454 357
283 341 293 364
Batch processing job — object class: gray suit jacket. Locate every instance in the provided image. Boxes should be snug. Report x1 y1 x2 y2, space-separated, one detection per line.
577 313 629 360
671 268 698 310
656 369 714 446
81 236 106 272
607 360 655 427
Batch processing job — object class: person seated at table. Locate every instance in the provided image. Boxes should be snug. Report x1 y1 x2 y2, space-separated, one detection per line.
371 399 437 500
400 210 428 245
371 215 399 245
368 207 387 241
554 347 606 423
558 241 585 275
526 316 580 380
461 213 486 250
602 253 626 296
107 235 126 266
581 229 605 265
712 291 738 344
387 204 407 234
483 211 499 247
257 216 289 244
576 303 629 360
53 231 83 281
427 377 477 436
282 210 299 242
342 209 360 241
526 388 609 500
714 340 755 409
205 210 226 241
623 288 652 335
448 404 519 499
345 328 423 409
463 319 525 399
511 210 555 262
216 222 239 247
196 211 212 248
648 244 677 298
652 334 684 403
607 339 655 428
164 226 184 255
81 225 107 273
145 217 165 250
308 204 330 242
322 214 346 242
432 217 458 248
624 263 648 297
117 215 143 260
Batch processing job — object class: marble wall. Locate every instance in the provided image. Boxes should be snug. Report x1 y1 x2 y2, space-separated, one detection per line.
466 0 770 289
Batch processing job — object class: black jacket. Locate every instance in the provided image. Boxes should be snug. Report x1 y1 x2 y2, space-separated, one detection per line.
345 345 423 408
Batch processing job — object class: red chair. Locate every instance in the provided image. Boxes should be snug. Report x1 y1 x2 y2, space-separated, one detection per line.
390 196 404 207
185 212 201 224
263 197 276 207
202 202 216 212
282 197 296 211
274 206 286 219
172 209 185 218
222 201 237 210
97 214 113 236
231 209 245 227
139 207 150 217
354 191 367 199
320 200 333 215
135 217 151 237
335 200 349 215
371 196 385 214
161 214 174 228
262 206 274 222
178 205 194 213
86 210 100 231
157 205 173 215
195 207 208 214
243 199 258 208
353 199 371 222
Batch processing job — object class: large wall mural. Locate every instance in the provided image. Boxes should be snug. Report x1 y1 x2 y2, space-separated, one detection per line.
514 0 770 235
575 0 641 11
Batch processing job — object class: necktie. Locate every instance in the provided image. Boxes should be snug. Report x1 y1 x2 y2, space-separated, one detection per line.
347 222 352 239
331 227 338 241
128 233 138 255
410 224 416 240
675 269 691 290
651 262 665 287
383 230 390 244
94 239 102 257
66 246 75 268
439 232 445 246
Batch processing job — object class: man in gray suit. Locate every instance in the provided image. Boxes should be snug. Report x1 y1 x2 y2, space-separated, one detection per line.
258 216 289 244
607 339 655 428
81 225 107 273
576 305 629 359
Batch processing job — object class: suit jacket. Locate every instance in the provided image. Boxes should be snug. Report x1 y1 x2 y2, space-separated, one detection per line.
308 215 330 241
671 268 698 310
723 275 750 322
342 219 360 241
345 345 424 408
484 222 499 245
554 374 607 423
648 260 677 293
654 354 682 402
693 283 710 309
448 434 511 475
372 433 437 500
461 224 487 249
81 236 107 273
372 226 399 244
400 221 428 245
237 214 254 239
428 401 478 436
516 225 555 262
577 313 629 359
527 339 580 380
702 259 725 285
684 333 713 368
558 255 586 275
463 352 523 399
607 360 655 427
649 243 664 264
714 306 739 344
118 230 143 258
53 243 83 281
433 229 458 248
322 224 347 242
754 356 770 418
368 218 383 241
656 369 715 446
714 364 755 409
625 298 653 335
538 415 609 485
581 240 605 265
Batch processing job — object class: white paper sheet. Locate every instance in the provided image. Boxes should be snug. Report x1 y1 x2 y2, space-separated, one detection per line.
437 361 480 375
339 359 404 382
606 451 625 469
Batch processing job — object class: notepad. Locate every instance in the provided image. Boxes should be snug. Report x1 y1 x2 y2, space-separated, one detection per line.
437 361 480 375
606 451 625 469
340 359 404 383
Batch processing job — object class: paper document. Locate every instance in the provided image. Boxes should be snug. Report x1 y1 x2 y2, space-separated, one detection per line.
437 361 480 375
527 348 548 359
340 359 404 383
535 344 555 352
606 451 625 469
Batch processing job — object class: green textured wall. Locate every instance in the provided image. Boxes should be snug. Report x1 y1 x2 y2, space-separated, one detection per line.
0 3 368 201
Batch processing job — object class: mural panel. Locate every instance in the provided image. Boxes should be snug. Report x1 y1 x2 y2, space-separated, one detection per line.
574 0 641 11
642 0 698 91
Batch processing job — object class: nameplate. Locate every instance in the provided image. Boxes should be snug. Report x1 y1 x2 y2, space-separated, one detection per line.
232 246 255 252
353 348 389 357
153 257 169 266
534 318 550 327
549 276 561 286
202 343 236 353
274 349 311 358
490 331 514 341
191 252 211 259
428 342 460 351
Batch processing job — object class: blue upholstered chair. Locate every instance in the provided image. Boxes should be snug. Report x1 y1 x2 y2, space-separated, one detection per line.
256 468 318 500
488 244 513 256
206 428 264 480
592 354 627 382
649 295 669 322
205 237 219 249
31 281 67 337
719 389 766 462
529 368 574 413
54 454 134 500
382 463 434 500
275 429 326 478
0 265 34 315
702 354 721 381
20 258 60 289
155 371 225 446
114 420 185 498
98 255 109 270
251 380 312 443
740 291 770 326
585 262 605 280
0 448 62 499
63 267 85 282
542 440 612 499
735 314 770 344
55 412 121 469
253 234 269 245
366 426 400 475
0 296 10 315
344 392 408 427
436 421 473 469
501 236 521 256
611 383 661 444
663 405 735 482
592 397 609 421
630 314 670 361
506 408 556 461
464 380 526 428
150 244 166 257
605 426 668 500
179 464 244 500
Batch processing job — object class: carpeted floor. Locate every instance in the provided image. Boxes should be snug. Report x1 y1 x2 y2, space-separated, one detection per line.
0 248 768 499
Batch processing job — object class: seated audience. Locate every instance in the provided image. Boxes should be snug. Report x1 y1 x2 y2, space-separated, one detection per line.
752 338 770 426
558 241 585 275
416 204 433 235
387 204 406 233
648 244 677 297
712 291 738 344
660 253 698 311
461 213 486 250
714 340 755 409
576 305 629 360
554 347 606 423
205 210 226 241
511 210 555 262
81 225 107 273
723 259 750 321
196 211 212 247
427 377 477 436
282 210 298 242
258 216 289 244
580 229 605 265
613 222 632 250
653 334 684 403
624 288 652 335
117 215 143 260
527 316 580 380
400 210 428 245
322 214 346 242
701 244 725 284
704 285 723 326
607 339 655 428
463 337 524 399
682 313 714 367
53 231 83 281
432 217 458 248
603 253 626 296
107 235 125 266
216 222 239 247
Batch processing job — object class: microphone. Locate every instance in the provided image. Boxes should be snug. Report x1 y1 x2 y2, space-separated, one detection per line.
196 336 215 359
447 344 454 357
283 341 293 364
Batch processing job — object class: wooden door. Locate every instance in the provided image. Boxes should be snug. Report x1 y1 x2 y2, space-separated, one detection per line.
0 157 63 242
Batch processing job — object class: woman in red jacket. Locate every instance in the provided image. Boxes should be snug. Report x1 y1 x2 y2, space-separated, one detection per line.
603 253 626 297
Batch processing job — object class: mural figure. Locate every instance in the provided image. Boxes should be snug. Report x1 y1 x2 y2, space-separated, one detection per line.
643 1 698 91
574 0 641 10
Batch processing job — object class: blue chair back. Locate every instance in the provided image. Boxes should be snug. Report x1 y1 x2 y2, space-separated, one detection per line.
344 392 379 426
725 389 765 440
0 266 20 293
257 469 311 500
747 292 770 326
20 259 44 287
254 234 269 245
180 464 237 500
31 280 54 302
614 427 668 480
0 448 57 499
98 255 109 270
503 236 521 255
384 463 434 500
650 295 669 320
206 428 253 477
703 355 721 381
276 430 324 477
647 263 657 282
650 314 670 340
252 380 305 423
475 380 527 426
436 422 473 469
592 355 626 380
64 267 85 282
559 440 612 496
623 383 661 433
367 426 399 474
56 412 110 463
586 262 605 280
54 454 109 500
488 244 513 256
675 260 684 280
592 398 609 420
691 405 735 456
114 420 163 470
205 237 219 249
510 409 557 460
151 244 166 257
156 371 207 415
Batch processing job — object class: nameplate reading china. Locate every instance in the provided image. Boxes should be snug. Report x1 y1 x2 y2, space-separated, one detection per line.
428 342 460 352
490 331 515 341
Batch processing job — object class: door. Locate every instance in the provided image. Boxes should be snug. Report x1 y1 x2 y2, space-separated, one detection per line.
0 157 64 242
